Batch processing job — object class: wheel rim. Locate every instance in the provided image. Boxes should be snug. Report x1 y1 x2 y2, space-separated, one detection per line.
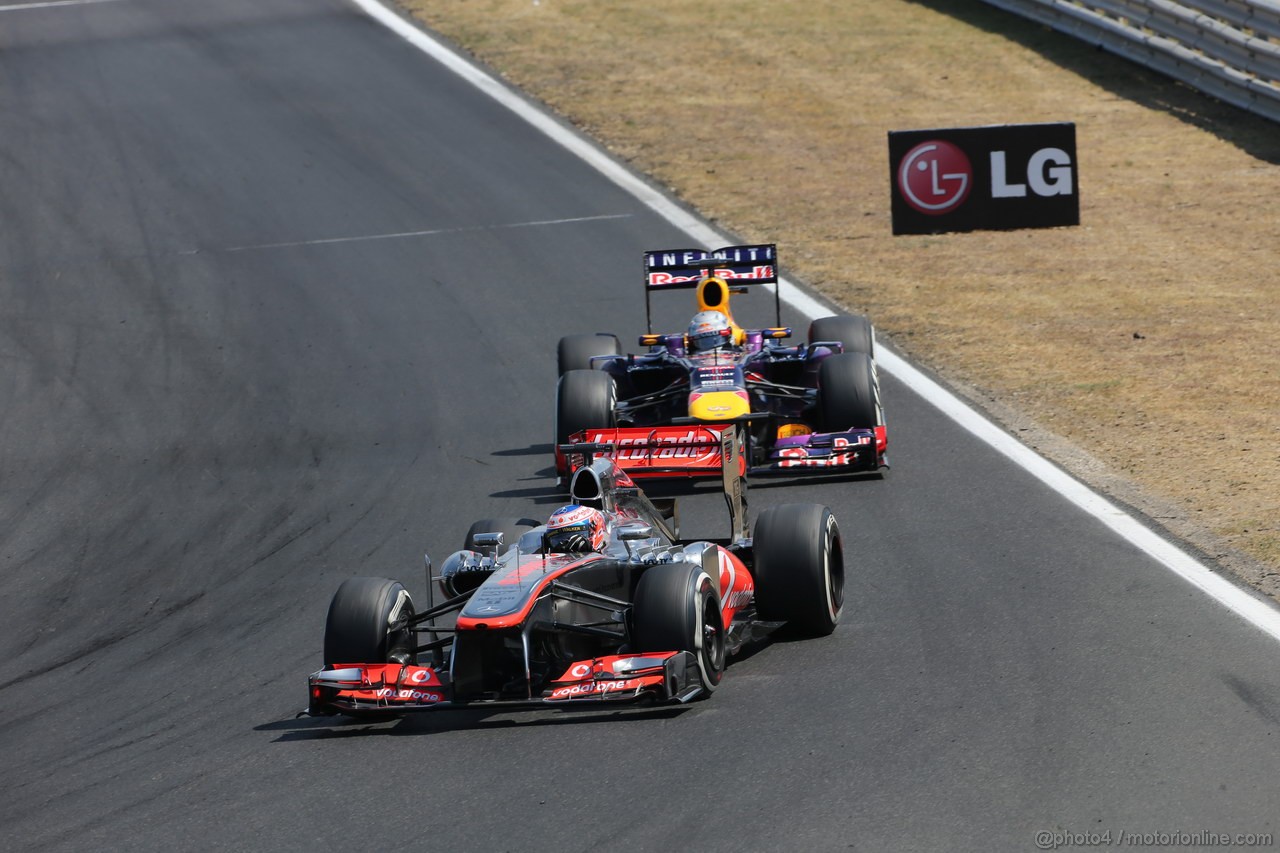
700 588 725 675
824 518 844 623
824 548 842 622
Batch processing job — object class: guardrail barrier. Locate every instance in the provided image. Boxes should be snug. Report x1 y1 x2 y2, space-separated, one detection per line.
980 0 1280 122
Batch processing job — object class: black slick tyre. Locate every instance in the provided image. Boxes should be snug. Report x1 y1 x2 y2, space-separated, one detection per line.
555 369 616 473
632 562 725 697
323 576 416 667
751 503 843 636
557 333 621 375
809 314 874 358
818 351 878 432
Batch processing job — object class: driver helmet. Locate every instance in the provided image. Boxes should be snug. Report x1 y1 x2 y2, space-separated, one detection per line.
687 310 732 353
545 505 608 553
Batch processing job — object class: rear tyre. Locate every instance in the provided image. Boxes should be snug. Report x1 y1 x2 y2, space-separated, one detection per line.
557 333 621 375
751 504 843 636
818 351 878 432
323 577 416 666
463 518 540 554
809 314 874 358
555 369 617 475
632 562 725 697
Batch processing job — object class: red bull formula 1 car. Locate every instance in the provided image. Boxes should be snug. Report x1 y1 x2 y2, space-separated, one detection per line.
553 243 887 481
303 431 844 716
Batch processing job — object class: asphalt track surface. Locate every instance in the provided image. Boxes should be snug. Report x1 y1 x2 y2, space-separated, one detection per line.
2 1 1280 851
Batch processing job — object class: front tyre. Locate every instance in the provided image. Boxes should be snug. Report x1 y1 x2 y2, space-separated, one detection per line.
323 577 416 667
809 314 874 358
557 333 621 375
751 504 843 637
632 562 725 697
818 351 879 432
554 369 617 476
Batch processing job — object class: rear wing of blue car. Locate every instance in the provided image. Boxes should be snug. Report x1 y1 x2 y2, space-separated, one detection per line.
643 243 780 332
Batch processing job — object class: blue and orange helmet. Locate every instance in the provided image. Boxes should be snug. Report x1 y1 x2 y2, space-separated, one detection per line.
545 505 608 553
687 310 733 353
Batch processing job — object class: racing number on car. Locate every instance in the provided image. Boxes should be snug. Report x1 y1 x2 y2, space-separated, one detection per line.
898 140 972 215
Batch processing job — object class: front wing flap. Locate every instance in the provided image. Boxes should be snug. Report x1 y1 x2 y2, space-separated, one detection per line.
544 651 703 703
307 663 447 715
304 652 703 716
564 422 887 478
755 425 887 473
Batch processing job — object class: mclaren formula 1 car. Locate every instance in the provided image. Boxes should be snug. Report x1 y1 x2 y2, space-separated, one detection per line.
303 430 844 716
553 243 887 480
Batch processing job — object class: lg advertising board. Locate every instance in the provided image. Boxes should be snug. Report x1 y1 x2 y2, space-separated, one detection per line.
888 123 1079 235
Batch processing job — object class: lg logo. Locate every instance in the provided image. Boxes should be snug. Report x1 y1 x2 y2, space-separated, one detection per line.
990 147 1073 198
898 141 971 215
890 122 1079 234
899 140 1074 216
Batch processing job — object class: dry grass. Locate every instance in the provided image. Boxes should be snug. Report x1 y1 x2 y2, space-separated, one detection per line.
400 0 1280 592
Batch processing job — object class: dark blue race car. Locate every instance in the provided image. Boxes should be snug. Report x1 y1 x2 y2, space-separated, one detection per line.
553 244 888 481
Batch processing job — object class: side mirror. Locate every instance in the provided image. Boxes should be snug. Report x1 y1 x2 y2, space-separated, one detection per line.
620 526 653 541
471 532 504 558
620 525 653 559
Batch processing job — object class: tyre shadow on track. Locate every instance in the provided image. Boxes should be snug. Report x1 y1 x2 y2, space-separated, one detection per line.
257 705 690 740
488 445 564 503
490 444 555 457
745 471 885 491
488 485 565 504
258 635 802 742
484 444 887 501
490 471 883 501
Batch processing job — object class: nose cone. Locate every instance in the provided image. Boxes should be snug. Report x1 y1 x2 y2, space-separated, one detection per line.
689 390 751 421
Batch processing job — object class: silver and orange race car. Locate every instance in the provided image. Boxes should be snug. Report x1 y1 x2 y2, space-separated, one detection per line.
303 432 843 716
553 243 887 481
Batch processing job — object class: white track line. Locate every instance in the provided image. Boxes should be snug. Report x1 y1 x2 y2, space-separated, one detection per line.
350 0 1280 644
216 213 631 253
0 0 123 11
